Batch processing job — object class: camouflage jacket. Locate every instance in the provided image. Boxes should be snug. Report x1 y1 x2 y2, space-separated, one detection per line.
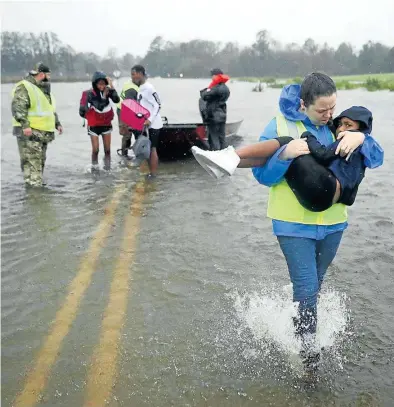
11 75 61 135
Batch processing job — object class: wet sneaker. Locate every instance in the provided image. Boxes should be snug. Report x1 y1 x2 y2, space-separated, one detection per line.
191 146 240 178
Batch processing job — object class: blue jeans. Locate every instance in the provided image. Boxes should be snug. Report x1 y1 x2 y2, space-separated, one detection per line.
277 231 343 336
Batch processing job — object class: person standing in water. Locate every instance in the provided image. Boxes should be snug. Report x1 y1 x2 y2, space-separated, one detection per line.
79 71 120 170
131 64 163 178
116 69 140 158
11 62 63 187
252 73 383 371
200 68 230 150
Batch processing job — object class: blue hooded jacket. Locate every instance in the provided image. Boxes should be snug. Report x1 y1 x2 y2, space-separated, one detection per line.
252 84 384 240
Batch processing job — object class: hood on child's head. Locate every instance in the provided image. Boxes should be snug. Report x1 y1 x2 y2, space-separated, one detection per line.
91 71 108 89
333 106 373 134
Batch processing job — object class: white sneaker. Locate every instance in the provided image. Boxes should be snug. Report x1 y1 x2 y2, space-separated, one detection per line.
205 146 241 175
191 146 225 179
203 162 226 179
191 146 240 178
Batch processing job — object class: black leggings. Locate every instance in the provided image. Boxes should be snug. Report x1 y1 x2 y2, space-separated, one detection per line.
276 137 338 212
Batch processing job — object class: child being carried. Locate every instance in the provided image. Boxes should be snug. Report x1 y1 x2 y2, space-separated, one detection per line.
192 106 373 212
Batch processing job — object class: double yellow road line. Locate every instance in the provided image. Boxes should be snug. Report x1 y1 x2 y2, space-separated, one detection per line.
14 181 147 407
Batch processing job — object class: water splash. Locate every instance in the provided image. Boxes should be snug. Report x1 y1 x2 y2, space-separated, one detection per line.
232 283 350 374
84 164 100 174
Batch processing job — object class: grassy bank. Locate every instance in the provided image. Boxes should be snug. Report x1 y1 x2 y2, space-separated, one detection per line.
332 73 394 82
237 73 394 91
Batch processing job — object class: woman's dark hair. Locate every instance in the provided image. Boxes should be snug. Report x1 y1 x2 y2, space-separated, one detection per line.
300 72 336 107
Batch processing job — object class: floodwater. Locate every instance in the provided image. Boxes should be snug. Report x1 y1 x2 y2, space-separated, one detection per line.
1 78 394 407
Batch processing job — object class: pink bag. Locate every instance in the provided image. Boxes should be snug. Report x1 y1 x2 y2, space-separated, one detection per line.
120 99 150 131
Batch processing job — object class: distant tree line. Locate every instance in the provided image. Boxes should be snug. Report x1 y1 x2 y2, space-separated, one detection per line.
1 30 393 80
1 31 138 80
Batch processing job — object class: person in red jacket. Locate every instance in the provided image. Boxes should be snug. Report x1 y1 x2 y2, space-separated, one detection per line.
79 71 120 170
200 68 230 150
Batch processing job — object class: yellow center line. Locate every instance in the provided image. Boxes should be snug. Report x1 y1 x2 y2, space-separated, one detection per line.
83 181 146 407
14 184 127 407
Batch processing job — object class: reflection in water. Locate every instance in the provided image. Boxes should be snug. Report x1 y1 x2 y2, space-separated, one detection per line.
23 188 60 234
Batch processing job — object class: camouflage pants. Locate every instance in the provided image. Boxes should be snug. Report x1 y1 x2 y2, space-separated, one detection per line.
17 137 48 187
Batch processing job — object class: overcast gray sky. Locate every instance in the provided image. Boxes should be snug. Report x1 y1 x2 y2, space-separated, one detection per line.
1 0 393 57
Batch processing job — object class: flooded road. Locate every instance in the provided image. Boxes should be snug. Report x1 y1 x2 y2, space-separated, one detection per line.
2 79 394 406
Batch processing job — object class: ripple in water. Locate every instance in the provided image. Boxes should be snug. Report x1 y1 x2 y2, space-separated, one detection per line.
83 157 141 175
232 283 350 377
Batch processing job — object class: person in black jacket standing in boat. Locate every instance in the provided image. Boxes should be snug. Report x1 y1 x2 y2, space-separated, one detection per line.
200 68 230 150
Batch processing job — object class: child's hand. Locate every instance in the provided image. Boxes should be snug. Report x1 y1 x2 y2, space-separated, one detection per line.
106 77 113 88
280 139 310 160
336 131 365 160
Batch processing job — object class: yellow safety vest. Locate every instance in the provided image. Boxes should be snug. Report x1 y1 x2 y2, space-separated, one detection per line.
267 114 347 225
116 81 139 110
11 80 56 132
